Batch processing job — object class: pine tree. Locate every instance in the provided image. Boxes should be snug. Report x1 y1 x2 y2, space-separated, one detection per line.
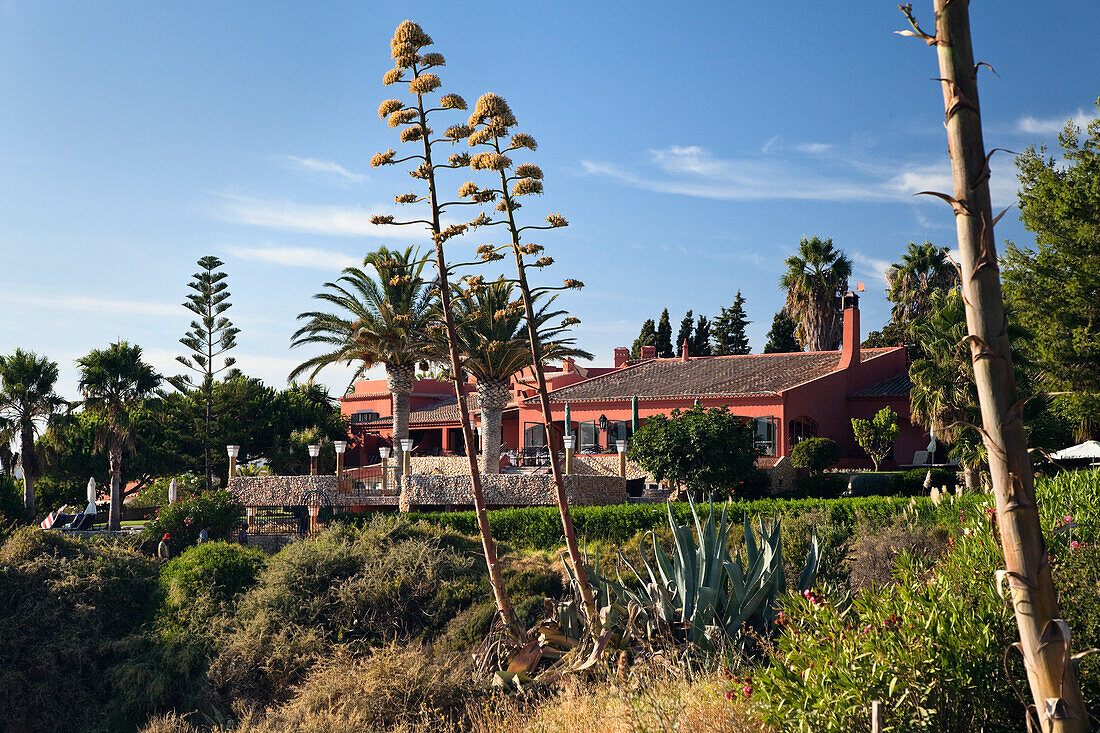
675 310 694 356
692 315 713 356
764 308 802 353
711 291 751 355
172 255 239 491
631 319 657 359
655 308 673 357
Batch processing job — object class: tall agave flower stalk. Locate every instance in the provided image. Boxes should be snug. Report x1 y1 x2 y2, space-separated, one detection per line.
456 93 599 627
899 3 1088 729
369 21 521 641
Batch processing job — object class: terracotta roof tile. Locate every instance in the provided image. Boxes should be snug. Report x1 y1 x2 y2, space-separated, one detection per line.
358 394 462 427
541 349 896 403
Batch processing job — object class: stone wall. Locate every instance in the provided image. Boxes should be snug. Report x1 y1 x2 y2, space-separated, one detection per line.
399 473 626 511
228 475 342 506
572 454 650 480
409 456 471 475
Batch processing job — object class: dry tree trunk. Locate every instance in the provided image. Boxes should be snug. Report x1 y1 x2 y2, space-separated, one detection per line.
903 2 1089 729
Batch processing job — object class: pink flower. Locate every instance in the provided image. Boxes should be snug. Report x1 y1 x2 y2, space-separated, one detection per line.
1071 540 1080 550
743 685 753 697
1064 516 1074 524
724 690 733 700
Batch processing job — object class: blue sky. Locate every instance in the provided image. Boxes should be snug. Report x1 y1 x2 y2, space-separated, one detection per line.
2 1 1097 399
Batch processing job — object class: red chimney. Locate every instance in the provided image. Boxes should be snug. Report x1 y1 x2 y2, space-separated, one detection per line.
562 357 575 373
681 339 690 362
640 345 656 360
613 347 630 368
838 292 860 372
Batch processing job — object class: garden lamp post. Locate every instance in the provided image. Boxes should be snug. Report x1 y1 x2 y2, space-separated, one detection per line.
563 435 576 475
379 445 391 493
616 439 628 478
308 444 320 476
334 440 347 491
400 438 413 477
227 445 240 479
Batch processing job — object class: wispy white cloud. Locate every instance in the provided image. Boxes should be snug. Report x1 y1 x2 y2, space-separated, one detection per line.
1017 109 1092 135
211 193 426 239
583 143 1018 207
224 244 360 270
795 142 832 154
0 290 178 317
281 156 365 184
851 251 893 285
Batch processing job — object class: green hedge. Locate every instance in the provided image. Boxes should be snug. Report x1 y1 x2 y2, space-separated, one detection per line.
377 495 979 551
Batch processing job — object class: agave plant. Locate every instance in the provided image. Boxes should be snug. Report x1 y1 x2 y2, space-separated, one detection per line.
560 497 820 655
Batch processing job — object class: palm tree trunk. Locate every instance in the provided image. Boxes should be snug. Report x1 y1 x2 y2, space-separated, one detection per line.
477 379 509 476
915 2 1088 728
108 445 122 531
414 90 521 641
386 362 414 480
20 425 35 514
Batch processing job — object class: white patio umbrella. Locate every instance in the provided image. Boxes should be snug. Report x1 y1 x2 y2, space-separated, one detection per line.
86 477 96 504
168 477 178 503
1051 440 1100 461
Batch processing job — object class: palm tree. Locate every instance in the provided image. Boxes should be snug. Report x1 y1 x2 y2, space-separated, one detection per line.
908 291 983 488
0 349 67 515
290 246 435 453
77 342 161 531
442 279 592 475
779 236 852 352
885 240 958 329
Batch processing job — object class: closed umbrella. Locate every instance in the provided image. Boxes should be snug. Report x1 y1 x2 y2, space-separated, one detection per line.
631 396 639 432
86 477 96 504
168 477 178 503
564 402 571 438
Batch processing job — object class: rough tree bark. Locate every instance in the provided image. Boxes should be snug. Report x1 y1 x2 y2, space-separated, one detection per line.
903 2 1089 729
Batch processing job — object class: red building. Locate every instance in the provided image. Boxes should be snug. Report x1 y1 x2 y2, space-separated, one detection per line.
339 296 924 469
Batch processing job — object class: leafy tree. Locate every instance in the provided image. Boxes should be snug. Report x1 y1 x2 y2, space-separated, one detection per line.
77 342 161 530
789 436 840 475
780 236 851 351
711 291 751 355
763 308 802 353
655 308 673 357
628 405 761 498
861 319 910 350
692 314 713 356
675 310 694 357
441 278 590 475
0 349 67 515
631 318 657 359
1003 103 1100 440
851 407 899 471
291 246 434 448
172 255 240 491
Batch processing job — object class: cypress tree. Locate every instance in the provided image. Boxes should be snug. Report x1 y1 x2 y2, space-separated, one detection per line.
692 314 713 356
655 308 673 357
675 310 694 356
631 319 657 358
764 308 802 353
711 291 751 355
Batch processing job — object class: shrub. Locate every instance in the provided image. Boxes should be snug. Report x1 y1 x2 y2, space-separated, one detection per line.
845 471 900 497
0 527 160 732
0 474 26 525
160 540 266 618
846 522 949 593
789 437 840 474
789 474 846 499
141 489 242 554
888 467 960 496
131 473 204 508
1052 542 1100 706
754 529 1021 731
